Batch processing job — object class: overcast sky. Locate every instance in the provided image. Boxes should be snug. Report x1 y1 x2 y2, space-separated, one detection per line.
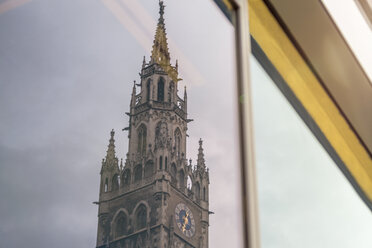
0 0 371 248
0 0 242 247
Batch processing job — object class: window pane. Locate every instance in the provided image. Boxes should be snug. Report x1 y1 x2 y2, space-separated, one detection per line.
250 54 372 247
0 0 242 247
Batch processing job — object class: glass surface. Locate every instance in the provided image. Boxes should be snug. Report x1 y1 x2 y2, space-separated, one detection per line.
322 0 372 84
250 54 372 248
0 0 242 247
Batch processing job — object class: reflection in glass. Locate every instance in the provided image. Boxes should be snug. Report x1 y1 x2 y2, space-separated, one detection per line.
0 0 244 247
250 55 372 248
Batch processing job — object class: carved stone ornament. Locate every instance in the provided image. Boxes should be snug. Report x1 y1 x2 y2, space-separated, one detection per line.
155 121 171 150
134 112 151 127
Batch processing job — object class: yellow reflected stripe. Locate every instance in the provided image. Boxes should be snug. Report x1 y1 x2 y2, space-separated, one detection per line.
222 0 233 10
248 0 372 202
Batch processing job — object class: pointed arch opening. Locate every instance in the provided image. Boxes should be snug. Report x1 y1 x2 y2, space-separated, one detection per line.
187 176 192 190
174 128 182 158
171 163 177 186
179 169 185 191
115 212 128 238
104 178 108 192
146 79 151 101
137 124 147 155
135 204 147 230
112 174 119 191
157 77 165 102
169 81 175 102
134 164 142 182
159 156 163 170
122 169 131 186
144 160 154 179
203 187 207 201
195 182 201 201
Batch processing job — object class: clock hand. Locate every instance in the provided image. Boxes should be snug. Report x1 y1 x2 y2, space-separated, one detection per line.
181 212 189 232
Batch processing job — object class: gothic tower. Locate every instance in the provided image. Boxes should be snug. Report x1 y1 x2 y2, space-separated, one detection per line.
96 2 210 248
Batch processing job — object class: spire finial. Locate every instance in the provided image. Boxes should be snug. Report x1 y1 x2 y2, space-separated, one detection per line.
159 0 165 24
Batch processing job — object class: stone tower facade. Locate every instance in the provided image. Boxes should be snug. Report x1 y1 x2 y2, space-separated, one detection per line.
96 2 210 248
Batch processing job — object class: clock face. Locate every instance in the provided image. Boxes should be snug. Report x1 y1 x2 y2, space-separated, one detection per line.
175 203 195 238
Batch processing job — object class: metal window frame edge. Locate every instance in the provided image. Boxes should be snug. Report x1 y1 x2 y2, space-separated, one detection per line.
228 1 261 248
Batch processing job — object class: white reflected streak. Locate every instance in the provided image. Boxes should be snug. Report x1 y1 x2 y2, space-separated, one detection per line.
0 0 31 15
101 0 152 54
104 0 205 86
119 0 155 40
322 0 372 84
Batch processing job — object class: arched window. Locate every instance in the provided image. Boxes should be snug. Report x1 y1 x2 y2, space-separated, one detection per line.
123 169 131 186
187 176 192 190
146 79 151 101
136 205 147 230
137 124 147 155
169 81 174 102
165 157 168 170
171 163 177 186
115 212 127 237
159 156 163 170
112 174 119 191
195 182 201 200
157 77 165 102
144 160 154 178
134 164 142 182
104 178 108 192
174 128 181 157
179 170 185 190
203 187 206 201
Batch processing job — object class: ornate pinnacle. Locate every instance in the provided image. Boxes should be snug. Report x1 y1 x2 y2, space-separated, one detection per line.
142 56 146 68
183 86 188 113
105 129 117 165
130 81 136 107
197 138 205 170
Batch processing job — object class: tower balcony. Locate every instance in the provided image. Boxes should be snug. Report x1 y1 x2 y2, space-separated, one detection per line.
133 100 187 120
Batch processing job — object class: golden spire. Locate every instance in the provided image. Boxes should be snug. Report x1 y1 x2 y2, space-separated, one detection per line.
151 0 171 66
